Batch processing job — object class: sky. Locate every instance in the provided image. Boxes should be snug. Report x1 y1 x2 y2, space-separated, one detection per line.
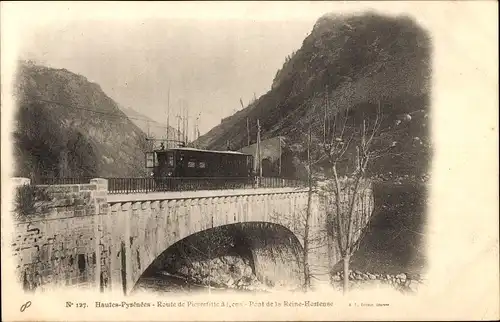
5 1 497 138
5 1 432 137
13 2 336 136
19 18 314 135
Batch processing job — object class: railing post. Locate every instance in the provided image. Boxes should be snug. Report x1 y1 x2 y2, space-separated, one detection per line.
90 178 108 192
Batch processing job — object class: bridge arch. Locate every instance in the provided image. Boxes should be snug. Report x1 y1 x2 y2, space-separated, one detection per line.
105 188 312 294
131 222 305 293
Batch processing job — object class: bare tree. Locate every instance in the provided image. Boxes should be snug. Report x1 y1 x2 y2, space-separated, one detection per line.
268 92 407 294
302 126 313 290
269 190 329 292
284 93 401 294
318 100 395 294
271 125 331 292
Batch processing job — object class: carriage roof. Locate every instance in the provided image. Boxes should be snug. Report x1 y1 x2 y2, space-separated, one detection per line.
154 147 252 156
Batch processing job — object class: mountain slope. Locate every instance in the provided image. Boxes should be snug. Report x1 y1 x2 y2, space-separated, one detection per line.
118 106 180 144
13 62 151 179
195 12 431 179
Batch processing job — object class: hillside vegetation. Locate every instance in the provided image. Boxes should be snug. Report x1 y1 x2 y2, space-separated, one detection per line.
13 62 151 180
195 12 431 180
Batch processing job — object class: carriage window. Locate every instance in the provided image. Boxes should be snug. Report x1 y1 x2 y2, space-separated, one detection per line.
199 161 206 168
188 159 196 168
145 152 157 168
167 153 174 167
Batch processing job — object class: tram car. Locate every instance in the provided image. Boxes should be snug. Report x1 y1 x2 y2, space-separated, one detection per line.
145 147 255 191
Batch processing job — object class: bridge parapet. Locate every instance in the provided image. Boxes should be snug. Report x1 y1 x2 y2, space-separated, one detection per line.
107 187 308 203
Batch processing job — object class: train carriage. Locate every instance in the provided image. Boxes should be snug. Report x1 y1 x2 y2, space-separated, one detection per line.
145 147 254 191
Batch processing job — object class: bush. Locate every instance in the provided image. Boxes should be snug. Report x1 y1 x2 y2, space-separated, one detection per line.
14 185 52 218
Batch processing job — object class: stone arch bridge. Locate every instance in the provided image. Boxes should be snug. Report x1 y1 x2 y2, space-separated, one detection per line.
10 177 373 294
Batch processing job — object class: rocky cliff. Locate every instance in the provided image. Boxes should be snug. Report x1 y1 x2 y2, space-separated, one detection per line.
13 62 151 179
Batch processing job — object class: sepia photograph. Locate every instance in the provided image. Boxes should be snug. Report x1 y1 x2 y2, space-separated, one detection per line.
1 1 498 321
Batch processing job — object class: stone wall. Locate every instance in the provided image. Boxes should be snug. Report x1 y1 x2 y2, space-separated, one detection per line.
10 178 108 292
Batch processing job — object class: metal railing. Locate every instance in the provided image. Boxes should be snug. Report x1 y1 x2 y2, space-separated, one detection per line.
108 177 158 194
142 177 256 194
29 176 305 194
107 177 303 194
258 176 304 189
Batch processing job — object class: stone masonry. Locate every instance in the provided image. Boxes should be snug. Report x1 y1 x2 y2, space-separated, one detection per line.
10 178 373 295
11 178 108 292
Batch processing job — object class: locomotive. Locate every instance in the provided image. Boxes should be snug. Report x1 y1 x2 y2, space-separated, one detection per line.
145 146 255 190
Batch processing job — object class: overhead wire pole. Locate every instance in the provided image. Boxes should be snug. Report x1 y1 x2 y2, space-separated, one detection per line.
183 111 186 145
176 114 181 144
324 85 328 144
279 135 282 177
247 118 250 147
194 112 200 147
181 101 186 146
193 113 196 146
187 104 189 145
257 119 262 186
196 111 201 141
183 102 188 145
166 82 171 147
193 117 196 148
240 98 250 147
